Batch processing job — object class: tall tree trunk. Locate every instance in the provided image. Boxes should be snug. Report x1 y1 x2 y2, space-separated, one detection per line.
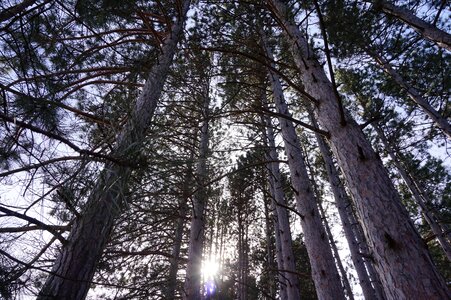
262 102 301 300
238 213 249 300
262 190 277 300
371 122 451 260
270 192 288 300
266 1 450 298
166 164 192 299
183 91 211 300
261 37 345 300
37 2 190 299
375 1 451 51
308 111 382 300
366 49 451 138
317 200 354 300
303 145 354 300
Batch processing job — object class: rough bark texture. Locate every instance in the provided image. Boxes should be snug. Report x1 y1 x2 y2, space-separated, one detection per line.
37 2 190 299
377 1 451 51
367 50 451 138
267 170 289 300
317 199 354 300
270 199 288 300
303 149 354 300
267 0 450 298
372 122 451 261
183 92 210 300
309 112 381 300
263 112 301 300
262 38 345 299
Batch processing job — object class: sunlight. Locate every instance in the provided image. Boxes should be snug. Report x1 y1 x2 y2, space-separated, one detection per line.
202 258 219 297
201 258 219 279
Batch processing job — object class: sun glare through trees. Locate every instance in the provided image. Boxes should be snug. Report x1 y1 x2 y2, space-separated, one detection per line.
0 0 450 299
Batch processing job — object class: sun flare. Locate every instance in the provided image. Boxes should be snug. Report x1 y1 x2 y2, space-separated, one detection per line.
201 259 219 278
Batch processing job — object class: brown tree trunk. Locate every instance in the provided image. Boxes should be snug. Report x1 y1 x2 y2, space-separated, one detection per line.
266 1 450 298
37 2 190 299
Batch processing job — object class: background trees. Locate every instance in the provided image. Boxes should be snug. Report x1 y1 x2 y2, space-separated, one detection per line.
0 0 449 299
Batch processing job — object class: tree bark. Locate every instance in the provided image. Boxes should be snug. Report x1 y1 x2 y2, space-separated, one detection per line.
303 147 354 300
262 191 277 300
37 1 190 299
366 49 451 138
262 36 345 300
267 0 450 298
308 111 382 300
262 102 301 300
166 165 192 300
376 1 451 51
183 89 211 300
372 122 451 260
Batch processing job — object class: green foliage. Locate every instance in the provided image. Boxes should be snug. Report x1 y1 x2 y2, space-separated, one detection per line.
293 234 317 300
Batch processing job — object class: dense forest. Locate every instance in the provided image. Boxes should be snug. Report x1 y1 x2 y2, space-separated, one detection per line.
0 0 450 299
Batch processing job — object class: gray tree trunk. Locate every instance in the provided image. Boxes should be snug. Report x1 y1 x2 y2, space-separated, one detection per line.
262 102 301 300
166 165 192 299
377 1 451 51
303 147 354 300
183 90 211 300
308 111 382 300
262 191 277 300
37 2 190 299
267 1 450 298
366 49 451 138
262 37 346 300
267 167 289 300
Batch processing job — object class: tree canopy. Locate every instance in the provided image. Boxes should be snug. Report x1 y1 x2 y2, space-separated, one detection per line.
0 0 449 299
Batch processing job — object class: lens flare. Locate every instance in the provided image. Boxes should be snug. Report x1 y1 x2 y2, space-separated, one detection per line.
201 259 219 278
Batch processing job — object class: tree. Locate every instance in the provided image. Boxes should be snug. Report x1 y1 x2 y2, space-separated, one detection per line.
0 1 449 299
374 1 451 51
36 1 191 298
261 33 345 299
266 0 450 298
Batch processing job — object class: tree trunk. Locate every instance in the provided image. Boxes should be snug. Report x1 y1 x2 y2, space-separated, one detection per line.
262 191 277 300
303 145 354 300
267 0 450 298
183 91 211 300
366 49 451 138
376 1 451 51
308 111 381 300
262 36 345 300
262 103 301 300
270 192 288 300
37 2 190 299
166 165 192 299
371 122 451 260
